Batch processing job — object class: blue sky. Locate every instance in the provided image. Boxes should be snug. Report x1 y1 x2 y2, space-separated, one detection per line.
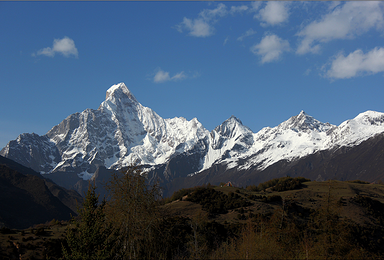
1 1 384 149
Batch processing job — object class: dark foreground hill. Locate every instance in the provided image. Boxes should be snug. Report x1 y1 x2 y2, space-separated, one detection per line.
0 156 82 229
1 178 384 259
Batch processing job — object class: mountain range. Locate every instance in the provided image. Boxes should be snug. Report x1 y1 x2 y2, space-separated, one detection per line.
2 83 384 197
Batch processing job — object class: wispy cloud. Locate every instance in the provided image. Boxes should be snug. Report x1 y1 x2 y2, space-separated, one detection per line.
176 3 228 37
237 28 257 41
33 36 78 58
325 47 384 79
229 5 248 15
250 34 290 63
153 68 187 83
172 71 187 81
296 2 384 54
250 1 262 14
223 36 229 46
255 2 290 26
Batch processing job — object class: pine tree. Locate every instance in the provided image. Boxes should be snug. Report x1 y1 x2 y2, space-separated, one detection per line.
61 182 114 260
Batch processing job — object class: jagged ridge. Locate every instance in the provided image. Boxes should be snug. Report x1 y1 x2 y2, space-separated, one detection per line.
1 83 384 188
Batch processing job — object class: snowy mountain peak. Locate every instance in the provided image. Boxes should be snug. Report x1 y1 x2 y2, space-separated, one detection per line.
279 111 332 133
297 110 307 118
354 110 384 126
214 115 252 138
98 82 140 116
228 115 242 123
105 82 137 103
324 110 384 147
206 115 254 165
221 116 244 129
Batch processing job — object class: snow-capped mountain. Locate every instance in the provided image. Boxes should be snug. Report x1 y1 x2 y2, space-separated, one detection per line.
1 83 209 179
200 110 384 175
1 82 384 193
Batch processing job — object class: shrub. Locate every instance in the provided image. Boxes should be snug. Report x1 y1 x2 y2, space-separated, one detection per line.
262 195 282 203
256 177 310 192
186 187 251 215
246 184 258 191
347 180 370 184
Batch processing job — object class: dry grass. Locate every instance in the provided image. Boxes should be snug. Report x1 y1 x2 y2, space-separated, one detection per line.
164 180 384 226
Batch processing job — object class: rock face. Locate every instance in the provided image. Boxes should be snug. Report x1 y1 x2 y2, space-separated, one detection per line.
1 82 384 196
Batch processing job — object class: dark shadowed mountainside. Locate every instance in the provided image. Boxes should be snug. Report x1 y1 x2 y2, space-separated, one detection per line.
0 156 82 229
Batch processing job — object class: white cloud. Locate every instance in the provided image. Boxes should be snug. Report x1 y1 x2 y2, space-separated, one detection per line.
250 34 290 63
154 69 170 83
179 17 213 37
177 3 228 37
237 28 257 41
34 36 78 58
256 2 290 26
297 2 384 54
325 47 384 79
153 69 186 83
199 3 227 21
230 5 248 15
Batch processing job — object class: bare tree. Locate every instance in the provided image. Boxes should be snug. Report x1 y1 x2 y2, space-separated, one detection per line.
104 166 163 259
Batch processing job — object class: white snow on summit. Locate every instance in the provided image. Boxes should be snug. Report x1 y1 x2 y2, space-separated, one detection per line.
325 110 384 148
200 110 384 174
200 111 335 172
2 82 384 181
78 83 208 170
